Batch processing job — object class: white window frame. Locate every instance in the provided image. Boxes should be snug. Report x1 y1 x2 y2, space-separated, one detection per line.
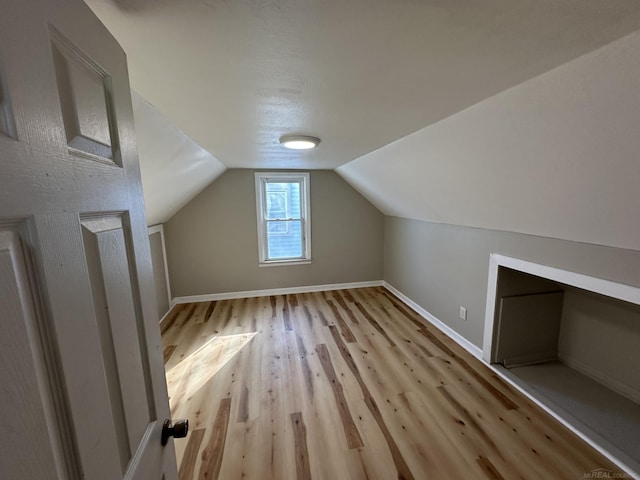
255 172 311 266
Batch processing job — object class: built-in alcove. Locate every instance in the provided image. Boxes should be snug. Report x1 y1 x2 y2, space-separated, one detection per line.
483 255 640 476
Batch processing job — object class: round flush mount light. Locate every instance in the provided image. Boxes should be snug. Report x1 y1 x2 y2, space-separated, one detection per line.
279 134 321 150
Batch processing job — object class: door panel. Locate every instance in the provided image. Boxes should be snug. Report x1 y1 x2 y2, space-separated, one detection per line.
50 27 120 163
0 224 67 479
0 0 178 478
0 63 16 138
81 214 154 470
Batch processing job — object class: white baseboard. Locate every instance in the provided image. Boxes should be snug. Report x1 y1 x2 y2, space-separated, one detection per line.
158 306 174 326
380 282 638 477
558 354 640 405
171 280 384 305
490 365 639 478
382 281 483 359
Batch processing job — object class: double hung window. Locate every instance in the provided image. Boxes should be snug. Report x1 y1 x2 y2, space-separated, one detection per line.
255 172 311 265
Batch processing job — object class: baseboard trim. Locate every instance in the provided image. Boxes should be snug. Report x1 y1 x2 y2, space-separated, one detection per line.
158 307 173 326
381 281 637 477
490 365 639 478
171 280 384 305
382 281 483 359
558 354 640 405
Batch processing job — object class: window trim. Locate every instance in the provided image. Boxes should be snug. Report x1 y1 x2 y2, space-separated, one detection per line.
255 172 311 266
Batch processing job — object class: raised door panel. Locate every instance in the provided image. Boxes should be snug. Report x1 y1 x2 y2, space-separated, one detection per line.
51 28 120 163
0 224 72 479
0 62 16 138
81 215 154 472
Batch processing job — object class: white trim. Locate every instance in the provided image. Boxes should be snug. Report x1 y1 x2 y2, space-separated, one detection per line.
258 259 312 268
480 253 640 476
557 353 640 405
482 254 501 362
147 224 162 235
254 172 311 265
382 280 638 477
158 305 174 326
490 366 639 478
482 253 640 363
171 280 383 305
147 224 172 316
382 281 483 359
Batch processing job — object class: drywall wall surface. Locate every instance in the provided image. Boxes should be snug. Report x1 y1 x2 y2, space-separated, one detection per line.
132 92 226 225
149 231 170 318
339 30 640 251
384 217 640 348
165 169 384 296
558 288 640 403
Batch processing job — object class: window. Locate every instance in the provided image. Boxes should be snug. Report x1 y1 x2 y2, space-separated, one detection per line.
255 172 311 265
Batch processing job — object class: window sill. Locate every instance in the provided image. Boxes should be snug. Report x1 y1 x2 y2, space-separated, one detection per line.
258 259 312 268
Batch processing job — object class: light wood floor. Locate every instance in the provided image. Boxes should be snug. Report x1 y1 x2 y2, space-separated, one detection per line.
161 287 624 480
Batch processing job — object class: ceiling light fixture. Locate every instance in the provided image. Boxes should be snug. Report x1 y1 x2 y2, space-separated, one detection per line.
279 134 321 150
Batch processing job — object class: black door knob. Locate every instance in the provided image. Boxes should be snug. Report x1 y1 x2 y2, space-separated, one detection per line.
161 419 189 446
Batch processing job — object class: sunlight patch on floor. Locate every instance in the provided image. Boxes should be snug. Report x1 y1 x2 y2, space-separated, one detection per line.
166 332 256 409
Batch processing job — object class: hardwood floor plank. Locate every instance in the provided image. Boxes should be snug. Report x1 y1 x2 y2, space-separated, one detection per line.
332 291 360 325
161 304 183 334
291 412 312 480
295 334 315 402
317 310 329 327
219 301 233 331
302 305 314 328
283 295 294 332
287 293 299 308
352 299 397 347
163 344 177 365
477 455 506 480
163 287 627 480
237 384 249 423
436 385 503 458
315 343 364 449
177 303 197 328
191 302 210 324
198 398 231 480
204 301 216 322
326 299 357 343
326 325 415 479
178 428 206 480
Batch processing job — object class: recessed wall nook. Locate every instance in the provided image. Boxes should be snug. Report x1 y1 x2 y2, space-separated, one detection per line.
483 254 640 476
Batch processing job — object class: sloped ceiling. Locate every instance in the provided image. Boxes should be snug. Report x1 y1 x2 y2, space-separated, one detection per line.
338 31 640 251
85 0 640 249
87 0 640 170
132 92 225 225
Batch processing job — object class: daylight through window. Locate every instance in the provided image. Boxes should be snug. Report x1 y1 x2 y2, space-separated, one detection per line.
255 172 311 265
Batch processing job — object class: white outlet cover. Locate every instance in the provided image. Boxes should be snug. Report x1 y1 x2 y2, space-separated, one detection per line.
459 306 467 320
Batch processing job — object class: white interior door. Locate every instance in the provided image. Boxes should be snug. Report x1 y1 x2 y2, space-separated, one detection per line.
0 0 178 478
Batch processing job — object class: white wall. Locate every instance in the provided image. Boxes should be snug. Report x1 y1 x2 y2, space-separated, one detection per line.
338 30 640 252
558 288 640 403
384 217 640 349
132 92 226 226
165 170 385 297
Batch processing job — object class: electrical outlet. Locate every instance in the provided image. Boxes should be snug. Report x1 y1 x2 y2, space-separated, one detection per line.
459 306 467 321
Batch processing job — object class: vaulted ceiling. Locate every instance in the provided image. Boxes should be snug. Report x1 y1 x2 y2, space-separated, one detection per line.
88 0 640 249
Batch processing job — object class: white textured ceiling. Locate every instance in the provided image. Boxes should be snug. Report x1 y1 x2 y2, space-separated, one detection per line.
87 0 640 170
87 1 640 249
